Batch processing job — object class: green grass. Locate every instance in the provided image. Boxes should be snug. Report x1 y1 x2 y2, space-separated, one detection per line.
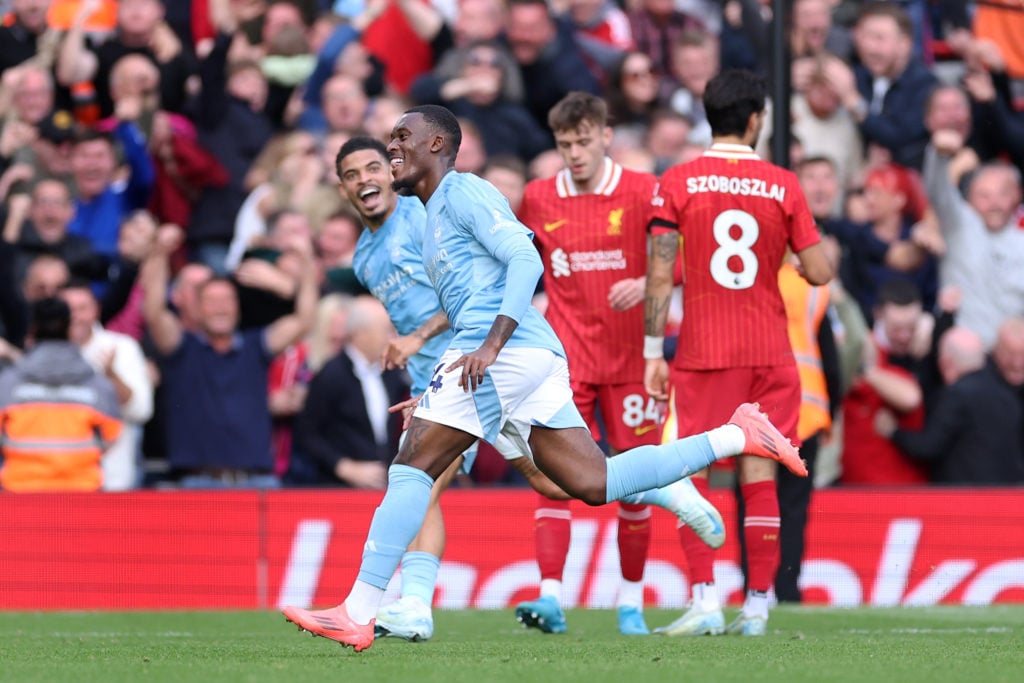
0 606 1021 683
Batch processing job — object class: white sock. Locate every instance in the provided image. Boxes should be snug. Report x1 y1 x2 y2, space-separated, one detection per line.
706 424 745 459
618 579 644 609
540 578 562 604
743 590 770 620
345 580 385 625
692 581 720 611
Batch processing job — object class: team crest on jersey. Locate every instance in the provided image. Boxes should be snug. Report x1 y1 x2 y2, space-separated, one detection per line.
607 207 624 235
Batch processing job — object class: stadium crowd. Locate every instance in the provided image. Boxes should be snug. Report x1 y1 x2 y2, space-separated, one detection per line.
1 0 1023 494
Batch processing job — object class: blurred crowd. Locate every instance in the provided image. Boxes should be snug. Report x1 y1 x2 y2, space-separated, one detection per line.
0 0 1022 492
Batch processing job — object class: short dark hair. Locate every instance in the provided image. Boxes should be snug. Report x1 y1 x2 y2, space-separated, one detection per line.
548 91 608 132
336 135 389 178
703 69 766 138
71 127 114 148
407 104 462 157
857 1 913 37
60 277 95 294
31 297 71 341
877 279 922 307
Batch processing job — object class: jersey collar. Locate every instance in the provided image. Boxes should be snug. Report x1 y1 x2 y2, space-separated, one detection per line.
702 143 761 160
555 157 623 198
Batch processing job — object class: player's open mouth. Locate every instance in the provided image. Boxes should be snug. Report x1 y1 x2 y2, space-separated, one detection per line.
390 157 404 174
358 186 382 210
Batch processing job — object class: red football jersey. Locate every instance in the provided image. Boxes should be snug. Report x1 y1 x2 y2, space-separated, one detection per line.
651 143 821 370
521 159 656 384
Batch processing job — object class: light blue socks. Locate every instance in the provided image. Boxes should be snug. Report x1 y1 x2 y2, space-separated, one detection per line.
606 434 717 504
356 464 435 588
400 551 441 606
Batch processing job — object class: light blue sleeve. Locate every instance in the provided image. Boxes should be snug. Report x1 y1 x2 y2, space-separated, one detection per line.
456 180 543 323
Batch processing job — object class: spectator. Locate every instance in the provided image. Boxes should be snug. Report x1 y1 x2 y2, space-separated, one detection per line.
924 130 1024 348
824 1 937 170
0 240 29 349
67 118 155 263
505 0 601 134
972 0 1024 81
310 73 370 137
840 280 928 485
628 0 703 83
775 256 838 602
6 179 102 284
363 93 411 143
566 0 635 54
605 51 661 135
318 209 367 296
287 295 407 487
922 84 978 185
482 155 528 213
664 29 717 147
790 0 852 60
21 253 70 303
304 292 352 374
791 59 864 198
960 59 1024 178
832 163 938 322
643 109 692 175
453 116 488 174
453 0 506 47
187 4 273 274
410 39 550 163
60 279 152 490
0 297 122 492
141 225 317 488
0 0 52 75
298 3 387 135
879 325 1024 484
57 0 195 117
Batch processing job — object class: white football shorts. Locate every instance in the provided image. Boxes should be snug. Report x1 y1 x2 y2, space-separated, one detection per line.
413 346 586 464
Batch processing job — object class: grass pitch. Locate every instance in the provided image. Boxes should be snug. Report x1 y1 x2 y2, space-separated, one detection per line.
0 606 1020 683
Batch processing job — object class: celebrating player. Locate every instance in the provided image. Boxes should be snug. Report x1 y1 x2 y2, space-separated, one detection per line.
336 135 742 641
644 69 832 636
282 104 807 653
515 92 723 636
336 136 566 642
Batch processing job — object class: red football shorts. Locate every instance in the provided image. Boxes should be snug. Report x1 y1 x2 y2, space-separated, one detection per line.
572 380 665 451
663 365 801 446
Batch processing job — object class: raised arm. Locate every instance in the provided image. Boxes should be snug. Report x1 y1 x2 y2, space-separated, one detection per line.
55 0 100 86
140 227 184 356
264 245 318 356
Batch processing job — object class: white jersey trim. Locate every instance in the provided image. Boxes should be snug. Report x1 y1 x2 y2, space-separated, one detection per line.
701 143 761 161
555 157 623 198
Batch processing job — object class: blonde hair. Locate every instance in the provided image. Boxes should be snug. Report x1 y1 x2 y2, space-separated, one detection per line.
306 293 353 372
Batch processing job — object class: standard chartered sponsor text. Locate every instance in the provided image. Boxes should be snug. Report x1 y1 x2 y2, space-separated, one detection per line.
568 248 627 272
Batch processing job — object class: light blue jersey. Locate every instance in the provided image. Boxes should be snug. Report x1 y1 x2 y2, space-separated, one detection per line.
422 172 564 356
353 194 453 395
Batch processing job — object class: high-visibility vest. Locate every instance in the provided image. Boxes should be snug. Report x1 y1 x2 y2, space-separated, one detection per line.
778 263 831 441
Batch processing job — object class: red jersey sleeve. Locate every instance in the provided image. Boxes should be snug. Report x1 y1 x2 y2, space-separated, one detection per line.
650 170 685 235
784 172 822 253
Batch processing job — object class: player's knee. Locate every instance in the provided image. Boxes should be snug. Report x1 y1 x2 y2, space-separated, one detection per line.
571 478 607 507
